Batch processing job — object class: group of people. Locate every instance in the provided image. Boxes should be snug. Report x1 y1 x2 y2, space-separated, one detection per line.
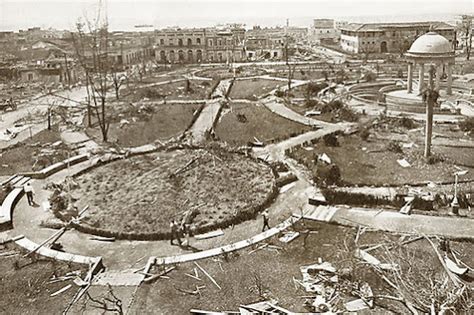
169 219 190 247
169 209 272 246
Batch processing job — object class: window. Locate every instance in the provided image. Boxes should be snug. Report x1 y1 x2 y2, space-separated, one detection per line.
178 38 183 46
197 38 201 45
160 39 164 45
187 38 192 46
218 39 222 46
208 39 213 46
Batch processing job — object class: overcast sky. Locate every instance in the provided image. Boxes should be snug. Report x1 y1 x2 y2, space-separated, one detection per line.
0 0 472 31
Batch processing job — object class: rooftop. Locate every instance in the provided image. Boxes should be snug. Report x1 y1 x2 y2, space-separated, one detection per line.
406 31 454 56
341 21 454 32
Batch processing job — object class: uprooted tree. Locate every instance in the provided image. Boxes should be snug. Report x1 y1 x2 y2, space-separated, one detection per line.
71 4 114 142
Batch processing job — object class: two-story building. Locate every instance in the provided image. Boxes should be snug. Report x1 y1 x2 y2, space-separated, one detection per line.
340 21 455 54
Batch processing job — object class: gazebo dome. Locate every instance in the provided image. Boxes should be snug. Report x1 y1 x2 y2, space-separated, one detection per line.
407 32 453 56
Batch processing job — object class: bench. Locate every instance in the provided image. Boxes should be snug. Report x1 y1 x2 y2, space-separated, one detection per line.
0 187 24 226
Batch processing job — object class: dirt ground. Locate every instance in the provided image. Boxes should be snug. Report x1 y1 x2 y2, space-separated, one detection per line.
215 102 312 146
72 148 275 237
289 121 474 186
0 242 86 314
122 79 214 102
0 125 72 176
195 67 267 79
228 79 284 100
130 220 473 314
85 103 201 147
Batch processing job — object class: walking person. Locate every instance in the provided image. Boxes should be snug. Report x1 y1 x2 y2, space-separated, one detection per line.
24 182 35 206
261 210 270 232
170 220 182 246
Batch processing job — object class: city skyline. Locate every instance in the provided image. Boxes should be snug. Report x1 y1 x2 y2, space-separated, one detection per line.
0 0 472 31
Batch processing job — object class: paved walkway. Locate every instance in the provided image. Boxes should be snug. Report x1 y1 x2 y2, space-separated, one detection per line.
303 206 474 240
187 79 232 143
0 86 89 150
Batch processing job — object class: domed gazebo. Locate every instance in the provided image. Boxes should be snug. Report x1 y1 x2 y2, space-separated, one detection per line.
405 31 455 95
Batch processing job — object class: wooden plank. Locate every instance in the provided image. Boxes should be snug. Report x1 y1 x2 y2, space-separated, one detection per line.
194 262 221 290
143 266 175 283
50 284 72 297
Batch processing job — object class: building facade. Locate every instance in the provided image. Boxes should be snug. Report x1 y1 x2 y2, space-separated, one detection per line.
154 26 246 64
340 22 455 54
309 19 340 44
153 25 288 63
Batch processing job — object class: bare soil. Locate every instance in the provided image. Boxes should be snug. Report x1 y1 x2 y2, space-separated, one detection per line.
0 243 86 314
289 122 474 186
215 102 312 146
130 220 474 314
72 148 275 236
228 79 284 100
0 125 71 176
195 67 267 79
122 79 214 102
85 103 201 147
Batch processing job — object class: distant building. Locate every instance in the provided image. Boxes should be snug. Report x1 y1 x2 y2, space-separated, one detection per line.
154 26 246 63
340 21 455 54
309 19 340 44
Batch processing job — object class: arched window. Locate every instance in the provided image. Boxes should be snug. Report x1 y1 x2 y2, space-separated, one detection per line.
187 50 193 62
178 38 183 46
187 38 192 46
178 50 185 62
160 50 166 62
196 50 202 62
196 38 201 45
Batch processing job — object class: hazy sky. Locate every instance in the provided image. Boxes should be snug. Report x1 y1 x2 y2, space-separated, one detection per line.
0 0 472 31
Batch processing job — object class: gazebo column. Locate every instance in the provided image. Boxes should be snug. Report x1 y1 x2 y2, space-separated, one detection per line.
407 62 413 93
418 63 425 94
435 63 442 91
447 63 453 95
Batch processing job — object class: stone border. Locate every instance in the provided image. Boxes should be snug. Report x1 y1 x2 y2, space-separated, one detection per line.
14 235 102 266
19 154 89 179
148 213 302 268
0 187 26 228
55 145 279 241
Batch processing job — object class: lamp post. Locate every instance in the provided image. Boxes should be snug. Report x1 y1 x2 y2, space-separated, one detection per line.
451 169 468 215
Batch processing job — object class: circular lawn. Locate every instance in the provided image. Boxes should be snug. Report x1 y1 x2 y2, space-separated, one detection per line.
71 148 276 239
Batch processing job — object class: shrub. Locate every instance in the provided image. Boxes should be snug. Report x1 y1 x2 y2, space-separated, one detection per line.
274 90 285 98
386 140 403 153
313 163 341 186
338 107 359 122
323 133 339 147
363 72 377 82
459 117 474 134
305 82 327 97
359 127 370 141
396 116 416 129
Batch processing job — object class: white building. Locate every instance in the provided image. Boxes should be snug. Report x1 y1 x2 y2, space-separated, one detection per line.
308 19 340 44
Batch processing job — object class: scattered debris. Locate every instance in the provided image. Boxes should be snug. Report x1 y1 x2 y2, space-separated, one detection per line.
279 231 300 243
354 249 398 271
89 236 116 242
397 158 411 168
194 262 221 290
318 153 331 164
50 284 72 297
399 197 414 215
143 266 175 283
194 229 224 240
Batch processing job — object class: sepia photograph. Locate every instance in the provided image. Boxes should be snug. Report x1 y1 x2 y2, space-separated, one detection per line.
0 0 473 313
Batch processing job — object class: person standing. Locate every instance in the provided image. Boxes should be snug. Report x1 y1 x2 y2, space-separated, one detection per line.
170 220 182 246
24 182 35 206
261 210 270 232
